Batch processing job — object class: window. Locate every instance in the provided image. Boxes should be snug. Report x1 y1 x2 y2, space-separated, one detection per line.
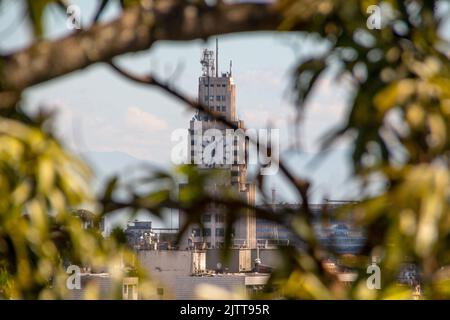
210 84 214 87
192 228 201 237
216 95 221 101
222 84 226 87
222 95 226 101
204 95 208 102
216 106 221 111
202 214 211 222
215 228 224 237
127 285 134 300
221 106 226 112
210 106 215 111
203 228 211 236
216 214 225 223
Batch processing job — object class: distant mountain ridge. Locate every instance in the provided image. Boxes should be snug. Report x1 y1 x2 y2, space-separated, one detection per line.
79 151 145 179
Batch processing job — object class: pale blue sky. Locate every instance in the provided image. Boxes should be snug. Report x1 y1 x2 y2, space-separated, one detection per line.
0 0 383 228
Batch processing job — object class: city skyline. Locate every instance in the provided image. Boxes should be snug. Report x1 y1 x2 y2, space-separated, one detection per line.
1 0 449 303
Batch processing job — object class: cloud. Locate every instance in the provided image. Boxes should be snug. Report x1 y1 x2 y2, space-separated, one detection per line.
300 76 353 153
239 74 352 154
242 105 294 129
126 106 168 132
238 68 284 88
40 102 171 161
303 75 352 122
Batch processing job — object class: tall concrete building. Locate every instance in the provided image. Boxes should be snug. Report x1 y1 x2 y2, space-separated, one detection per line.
179 41 256 249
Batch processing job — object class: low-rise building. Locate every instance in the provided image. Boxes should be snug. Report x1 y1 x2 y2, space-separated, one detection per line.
67 273 139 300
175 273 270 300
137 250 206 299
125 221 157 250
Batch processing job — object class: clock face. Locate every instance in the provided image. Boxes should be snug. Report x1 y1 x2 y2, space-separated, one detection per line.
202 135 229 167
202 138 216 167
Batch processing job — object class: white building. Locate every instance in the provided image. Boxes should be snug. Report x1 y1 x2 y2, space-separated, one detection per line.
175 273 270 300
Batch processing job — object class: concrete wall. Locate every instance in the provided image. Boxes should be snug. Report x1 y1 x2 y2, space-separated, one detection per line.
252 249 284 269
175 274 270 299
175 275 245 300
137 250 205 299
206 249 252 273
67 274 133 300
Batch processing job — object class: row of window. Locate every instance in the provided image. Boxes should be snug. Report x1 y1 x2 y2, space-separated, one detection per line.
191 228 224 237
204 95 226 102
190 149 245 158
209 106 226 112
204 84 226 88
198 116 226 122
202 213 225 223
191 151 245 157
190 138 240 146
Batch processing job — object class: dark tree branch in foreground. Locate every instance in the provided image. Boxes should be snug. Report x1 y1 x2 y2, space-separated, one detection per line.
0 1 287 104
0 0 336 107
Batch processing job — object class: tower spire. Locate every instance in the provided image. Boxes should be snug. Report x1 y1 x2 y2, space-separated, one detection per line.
215 38 219 77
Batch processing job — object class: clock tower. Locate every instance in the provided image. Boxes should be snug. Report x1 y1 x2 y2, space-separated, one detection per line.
180 40 256 249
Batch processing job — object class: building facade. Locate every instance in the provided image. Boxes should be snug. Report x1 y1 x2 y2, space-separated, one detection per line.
179 43 256 249
124 221 157 250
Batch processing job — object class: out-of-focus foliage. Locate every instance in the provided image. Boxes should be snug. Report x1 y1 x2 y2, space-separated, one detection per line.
280 0 450 299
0 0 450 300
0 111 134 299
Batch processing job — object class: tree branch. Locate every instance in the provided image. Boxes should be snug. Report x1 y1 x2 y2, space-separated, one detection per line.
0 0 286 100
92 0 110 25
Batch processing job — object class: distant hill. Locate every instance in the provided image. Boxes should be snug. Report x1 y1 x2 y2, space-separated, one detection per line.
79 151 145 180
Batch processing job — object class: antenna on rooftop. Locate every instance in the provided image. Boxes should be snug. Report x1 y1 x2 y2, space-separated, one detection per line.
200 48 215 77
229 60 232 76
215 38 219 77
